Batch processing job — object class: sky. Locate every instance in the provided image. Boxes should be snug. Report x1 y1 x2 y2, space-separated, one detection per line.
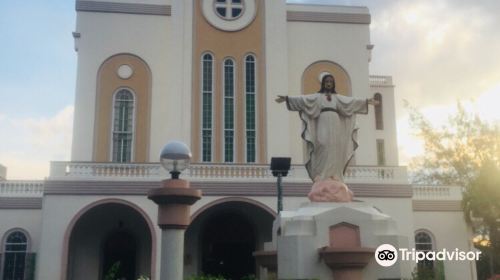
1 0 500 179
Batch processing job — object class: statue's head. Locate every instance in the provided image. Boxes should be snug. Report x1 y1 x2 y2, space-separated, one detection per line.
319 74 336 94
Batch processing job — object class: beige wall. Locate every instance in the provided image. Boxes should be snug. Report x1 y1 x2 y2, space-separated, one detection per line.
413 211 477 280
0 165 6 181
94 54 151 162
0 209 42 253
191 0 266 163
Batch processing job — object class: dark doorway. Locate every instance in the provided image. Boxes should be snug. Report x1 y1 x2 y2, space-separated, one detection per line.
201 211 256 280
102 231 136 280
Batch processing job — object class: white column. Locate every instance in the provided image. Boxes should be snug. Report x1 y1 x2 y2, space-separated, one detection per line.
160 229 185 280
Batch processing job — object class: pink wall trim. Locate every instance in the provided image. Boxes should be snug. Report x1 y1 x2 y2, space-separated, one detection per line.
190 196 277 222
60 198 157 280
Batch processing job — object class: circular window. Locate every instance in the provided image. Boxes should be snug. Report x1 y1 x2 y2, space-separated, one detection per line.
202 0 256 32
117 64 133 79
214 0 244 20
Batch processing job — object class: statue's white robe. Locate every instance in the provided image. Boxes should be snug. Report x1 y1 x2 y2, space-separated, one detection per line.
286 93 368 182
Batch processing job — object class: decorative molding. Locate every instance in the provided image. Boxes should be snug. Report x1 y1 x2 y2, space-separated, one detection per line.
287 11 370 24
44 180 413 198
76 1 171 16
412 200 462 212
60 198 157 280
191 197 277 222
369 75 394 88
0 197 42 209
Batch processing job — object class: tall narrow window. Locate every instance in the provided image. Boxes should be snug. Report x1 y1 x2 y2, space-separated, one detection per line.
202 53 214 162
376 139 386 166
223 59 235 162
2 231 28 280
112 89 134 163
415 231 434 272
374 93 383 130
245 55 256 163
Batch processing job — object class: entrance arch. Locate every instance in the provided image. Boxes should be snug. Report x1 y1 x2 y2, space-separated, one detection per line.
102 231 137 280
186 197 276 280
63 199 155 280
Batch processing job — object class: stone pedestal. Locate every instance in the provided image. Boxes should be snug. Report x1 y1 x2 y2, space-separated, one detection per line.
260 202 410 280
148 179 202 280
253 250 277 274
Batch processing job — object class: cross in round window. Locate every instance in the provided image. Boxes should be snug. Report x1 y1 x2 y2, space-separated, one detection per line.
215 0 244 20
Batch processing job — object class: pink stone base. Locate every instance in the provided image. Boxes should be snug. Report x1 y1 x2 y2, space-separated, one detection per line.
308 179 353 202
333 268 363 280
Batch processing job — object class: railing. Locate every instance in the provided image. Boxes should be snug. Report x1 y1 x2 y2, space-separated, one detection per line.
49 162 163 180
344 165 408 184
188 164 271 180
412 185 462 200
49 161 409 184
0 181 44 197
369 75 393 87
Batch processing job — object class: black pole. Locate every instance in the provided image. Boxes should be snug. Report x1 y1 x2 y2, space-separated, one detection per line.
277 174 283 213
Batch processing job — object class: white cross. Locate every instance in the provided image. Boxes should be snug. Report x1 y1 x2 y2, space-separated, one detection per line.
215 0 244 19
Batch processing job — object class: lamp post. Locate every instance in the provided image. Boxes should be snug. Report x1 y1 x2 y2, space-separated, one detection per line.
148 141 202 280
270 157 291 213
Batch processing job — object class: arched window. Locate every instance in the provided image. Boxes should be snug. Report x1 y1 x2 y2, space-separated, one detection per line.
376 139 386 166
374 93 383 130
223 59 235 163
2 231 28 280
245 55 256 163
112 89 135 163
415 231 434 272
201 53 214 162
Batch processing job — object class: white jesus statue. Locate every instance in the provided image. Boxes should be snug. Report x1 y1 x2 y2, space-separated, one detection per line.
276 74 378 202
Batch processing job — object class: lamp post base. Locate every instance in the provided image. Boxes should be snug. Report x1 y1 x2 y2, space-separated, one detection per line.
148 178 202 280
160 229 185 280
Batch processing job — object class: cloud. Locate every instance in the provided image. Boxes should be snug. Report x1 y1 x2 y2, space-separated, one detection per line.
396 83 500 166
369 0 500 109
0 106 73 179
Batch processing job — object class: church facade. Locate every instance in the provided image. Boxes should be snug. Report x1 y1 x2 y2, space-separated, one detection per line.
0 1 477 279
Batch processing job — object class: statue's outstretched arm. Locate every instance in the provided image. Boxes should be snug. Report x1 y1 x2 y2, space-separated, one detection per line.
275 95 287 103
367 98 380 105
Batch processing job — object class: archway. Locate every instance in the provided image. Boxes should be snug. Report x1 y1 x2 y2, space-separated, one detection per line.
65 201 153 280
102 231 136 280
185 198 276 280
201 211 255 279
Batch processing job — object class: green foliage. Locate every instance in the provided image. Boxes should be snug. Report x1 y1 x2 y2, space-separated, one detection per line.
463 162 500 226
407 102 500 278
407 102 500 187
25 253 36 280
465 161 500 278
410 261 445 280
186 275 227 280
434 260 446 280
266 272 277 280
185 274 258 280
103 261 121 280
